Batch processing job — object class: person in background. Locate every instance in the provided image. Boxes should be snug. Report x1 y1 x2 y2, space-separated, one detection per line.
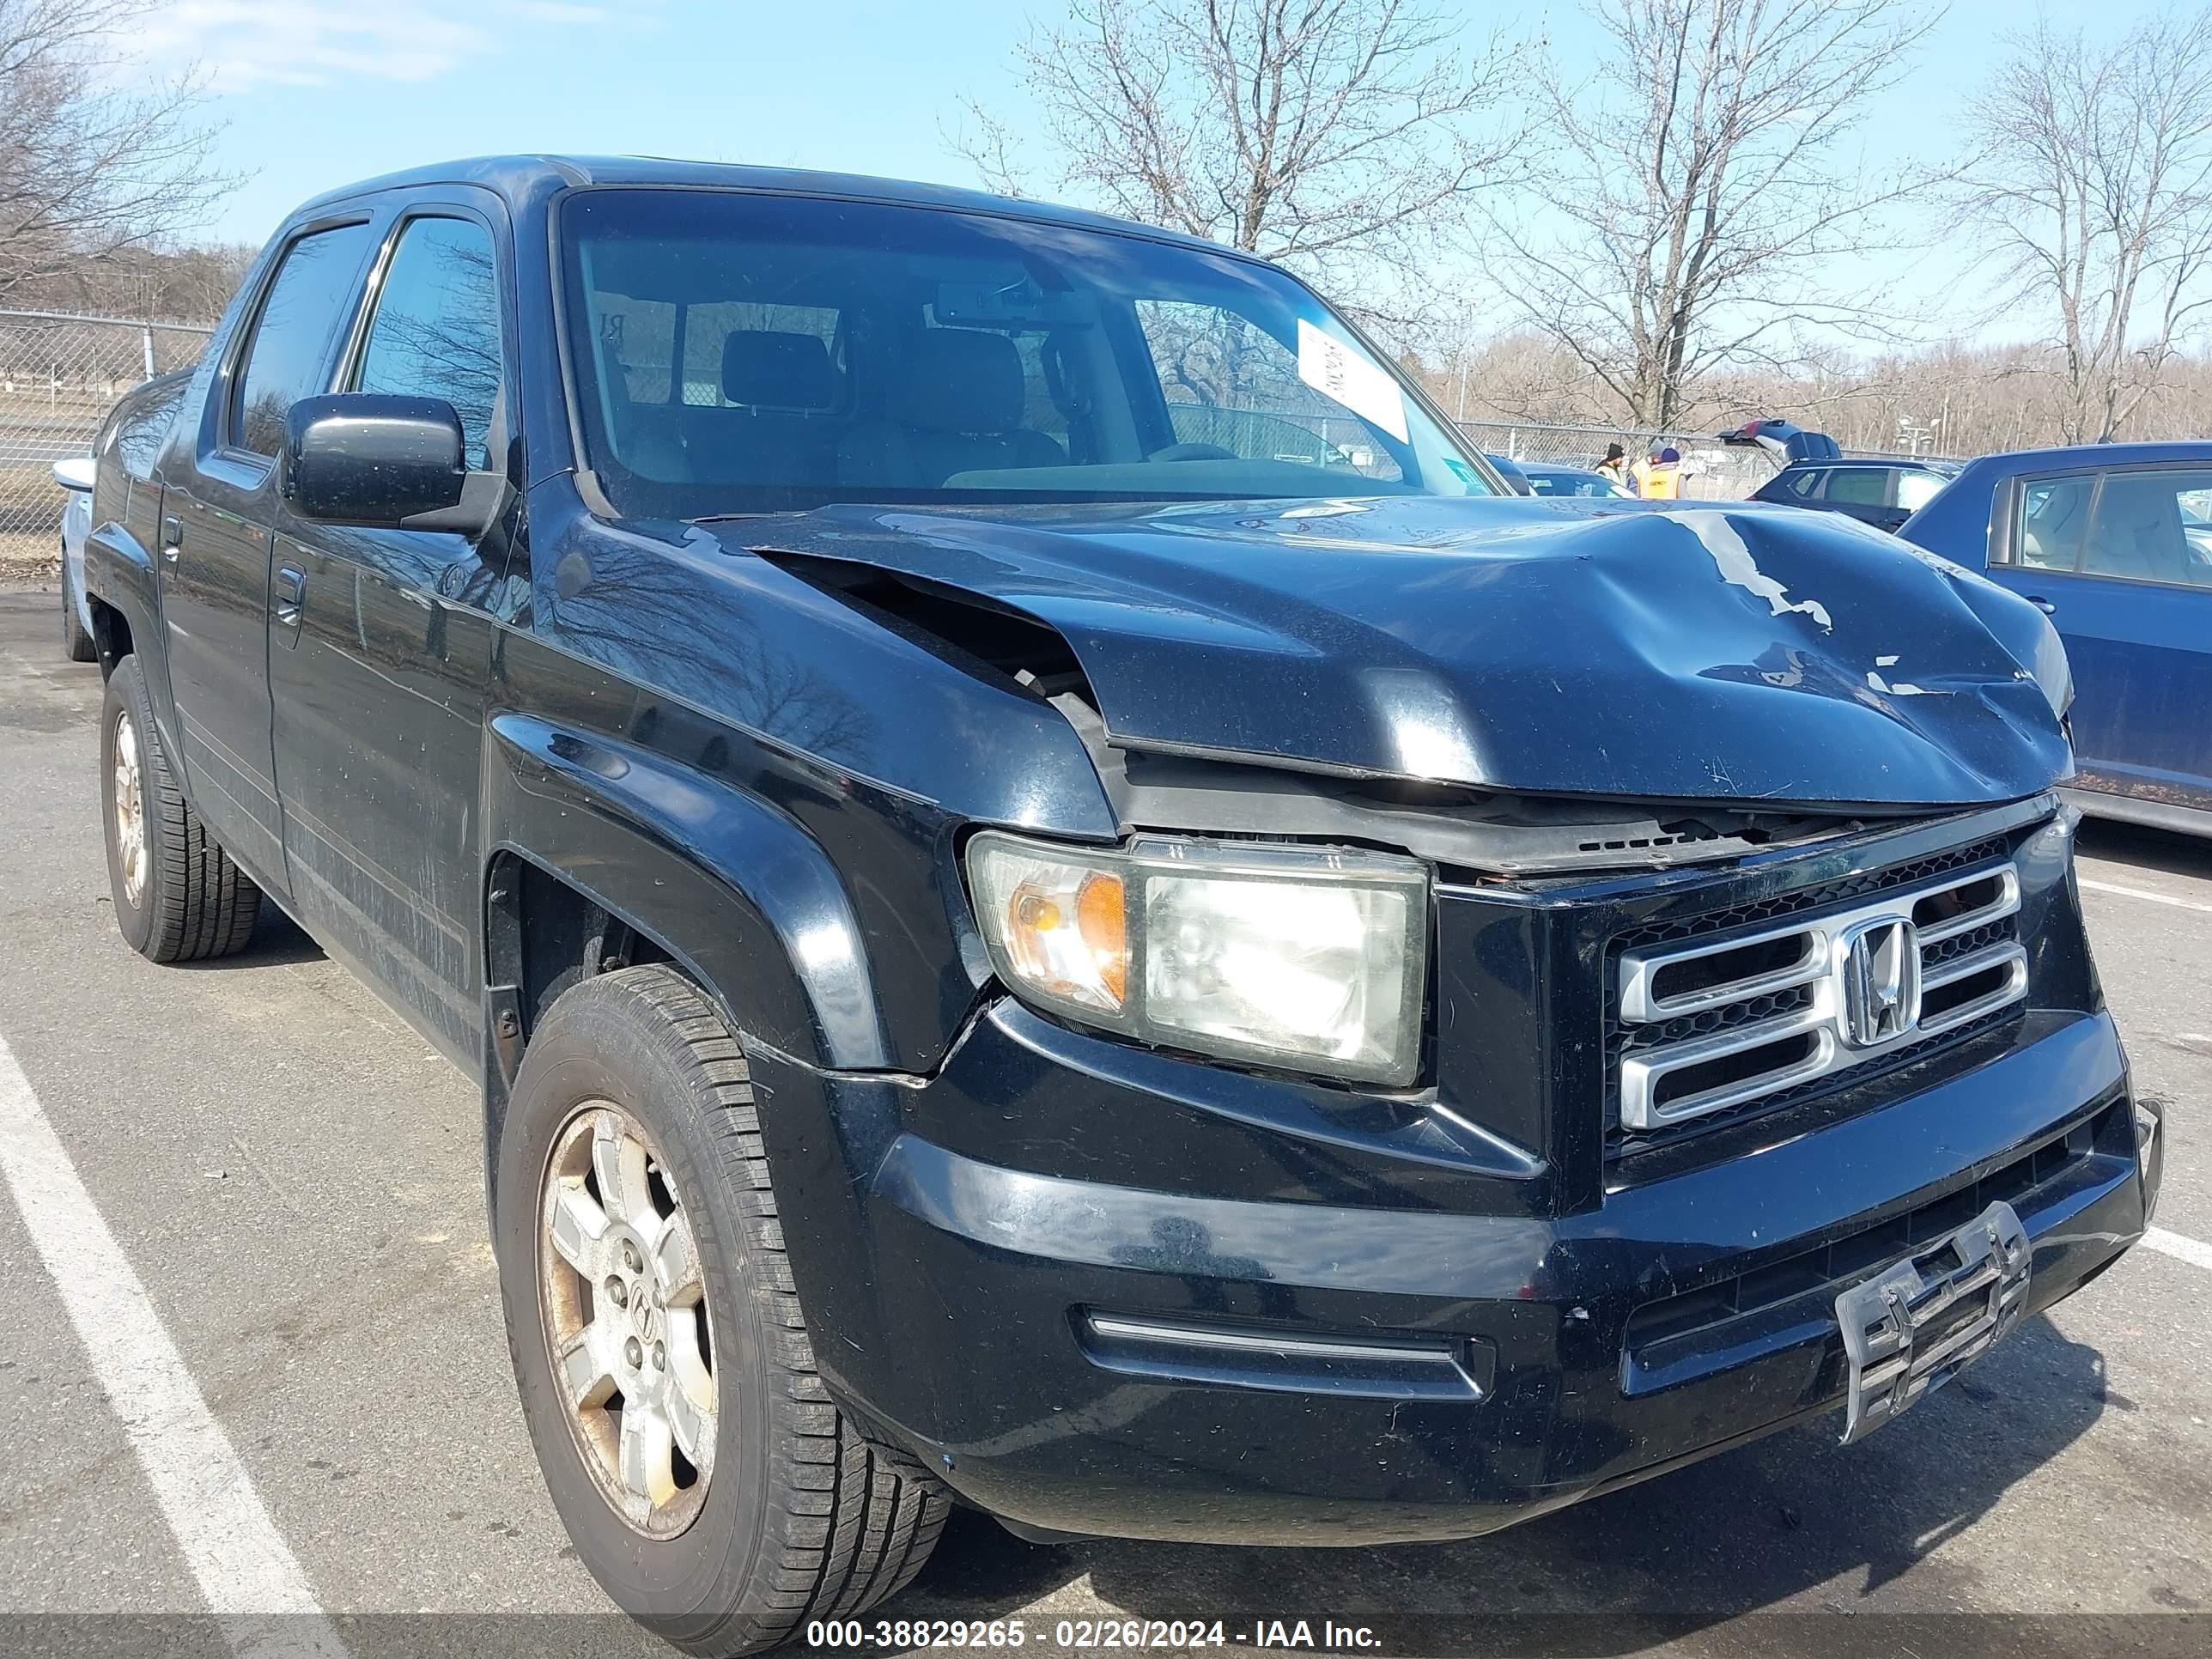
1637 445 1684 500
1594 441 1628 486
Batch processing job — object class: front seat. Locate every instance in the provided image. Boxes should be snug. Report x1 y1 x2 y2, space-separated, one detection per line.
839 328 1065 488
714 329 838 488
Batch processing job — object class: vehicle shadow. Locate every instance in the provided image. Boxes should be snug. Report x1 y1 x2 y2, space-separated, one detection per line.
2076 818 2212 884
172 905 327 969
895 1311 2112 1638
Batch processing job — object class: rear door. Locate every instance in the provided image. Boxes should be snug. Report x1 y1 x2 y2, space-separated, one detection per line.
266 198 517 1064
157 217 378 889
1986 463 2212 813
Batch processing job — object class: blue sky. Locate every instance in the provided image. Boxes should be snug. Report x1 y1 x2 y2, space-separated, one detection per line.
142 0 2154 340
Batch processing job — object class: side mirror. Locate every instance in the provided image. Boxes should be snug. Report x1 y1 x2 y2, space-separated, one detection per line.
52 457 94 493
281 393 502 536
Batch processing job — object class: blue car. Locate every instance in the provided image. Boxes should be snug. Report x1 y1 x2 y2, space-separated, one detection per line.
1899 441 2212 834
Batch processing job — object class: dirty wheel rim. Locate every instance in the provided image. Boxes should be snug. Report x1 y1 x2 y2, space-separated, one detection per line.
538 1102 716 1537
112 709 146 908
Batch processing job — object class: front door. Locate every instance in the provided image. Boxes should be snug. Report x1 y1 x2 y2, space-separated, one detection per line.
1988 464 2212 813
158 220 378 889
268 204 516 1065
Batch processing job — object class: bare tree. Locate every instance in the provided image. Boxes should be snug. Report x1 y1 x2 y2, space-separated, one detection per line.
952 0 1526 307
1963 8 2212 444
1482 0 1943 429
0 0 237 303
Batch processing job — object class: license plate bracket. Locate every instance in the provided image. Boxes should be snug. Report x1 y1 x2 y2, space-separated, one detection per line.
1835 1199 2032 1445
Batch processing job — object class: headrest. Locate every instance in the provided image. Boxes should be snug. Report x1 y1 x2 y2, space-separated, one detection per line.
890 329 1024 433
721 330 834 410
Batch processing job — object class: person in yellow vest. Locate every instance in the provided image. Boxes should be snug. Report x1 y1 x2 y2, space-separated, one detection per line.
1633 445 1683 500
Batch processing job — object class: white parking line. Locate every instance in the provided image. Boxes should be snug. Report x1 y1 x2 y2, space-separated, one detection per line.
2079 876 2212 915
2146 1227 2212 1273
0 1032 348 1656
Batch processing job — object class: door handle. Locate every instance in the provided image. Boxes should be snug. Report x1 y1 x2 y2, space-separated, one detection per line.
2024 595 2057 616
160 515 181 564
274 565 307 641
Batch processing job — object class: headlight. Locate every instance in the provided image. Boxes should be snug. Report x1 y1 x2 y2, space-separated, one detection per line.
966 830 1429 1086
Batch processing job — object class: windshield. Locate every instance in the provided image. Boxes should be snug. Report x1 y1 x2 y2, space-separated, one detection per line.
559 189 1494 515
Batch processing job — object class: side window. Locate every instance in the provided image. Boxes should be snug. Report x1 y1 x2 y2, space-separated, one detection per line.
2078 467 2212 587
354 216 505 467
1784 467 1823 496
1134 299 1402 482
1896 469 1947 514
231 222 376 457
1823 467 1888 507
2015 477 2094 569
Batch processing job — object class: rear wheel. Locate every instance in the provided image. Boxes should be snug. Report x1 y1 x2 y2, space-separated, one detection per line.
100 656 262 962
495 965 949 1656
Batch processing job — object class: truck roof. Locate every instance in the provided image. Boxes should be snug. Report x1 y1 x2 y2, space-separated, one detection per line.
291 153 1237 258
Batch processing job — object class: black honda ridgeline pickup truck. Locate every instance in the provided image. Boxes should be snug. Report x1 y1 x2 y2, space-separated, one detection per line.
80 157 2161 1652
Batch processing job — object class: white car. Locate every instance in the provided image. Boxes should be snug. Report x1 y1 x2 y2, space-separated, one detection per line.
54 456 95 661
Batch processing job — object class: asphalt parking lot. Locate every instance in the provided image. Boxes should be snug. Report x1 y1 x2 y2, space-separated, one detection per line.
0 586 2207 1658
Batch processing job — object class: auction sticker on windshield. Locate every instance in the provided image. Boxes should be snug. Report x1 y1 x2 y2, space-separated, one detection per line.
1297 319 1408 441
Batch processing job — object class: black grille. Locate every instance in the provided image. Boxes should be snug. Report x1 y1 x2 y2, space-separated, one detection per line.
1616 985 1814 1059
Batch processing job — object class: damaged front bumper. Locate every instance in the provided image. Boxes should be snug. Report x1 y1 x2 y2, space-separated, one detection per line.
745 797 2154 1544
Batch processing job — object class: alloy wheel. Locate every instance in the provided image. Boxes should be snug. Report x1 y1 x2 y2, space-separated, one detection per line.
538 1102 717 1537
112 709 146 909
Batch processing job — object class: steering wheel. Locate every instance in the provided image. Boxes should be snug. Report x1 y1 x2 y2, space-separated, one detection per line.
1147 441 1237 462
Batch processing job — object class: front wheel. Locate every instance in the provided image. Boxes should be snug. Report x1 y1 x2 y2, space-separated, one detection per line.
495 965 948 1656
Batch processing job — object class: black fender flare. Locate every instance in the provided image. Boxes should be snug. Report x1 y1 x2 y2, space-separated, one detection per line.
483 712 888 1073
82 521 180 733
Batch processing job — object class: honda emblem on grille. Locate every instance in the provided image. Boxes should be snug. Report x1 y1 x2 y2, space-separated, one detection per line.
1838 918 1921 1048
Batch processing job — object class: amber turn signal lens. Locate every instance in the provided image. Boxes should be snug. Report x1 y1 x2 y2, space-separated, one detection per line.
1076 872 1128 1000
994 866 1129 1014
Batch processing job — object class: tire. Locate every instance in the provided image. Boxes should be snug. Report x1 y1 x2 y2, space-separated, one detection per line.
495 965 949 1656
100 656 263 963
62 554 95 662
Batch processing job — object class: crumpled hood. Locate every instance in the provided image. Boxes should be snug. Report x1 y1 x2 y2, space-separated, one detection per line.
732 495 2072 808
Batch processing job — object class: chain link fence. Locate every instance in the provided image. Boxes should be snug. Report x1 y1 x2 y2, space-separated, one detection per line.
0 308 213 568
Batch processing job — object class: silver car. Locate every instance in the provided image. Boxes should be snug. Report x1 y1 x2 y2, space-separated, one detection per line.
54 457 94 661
